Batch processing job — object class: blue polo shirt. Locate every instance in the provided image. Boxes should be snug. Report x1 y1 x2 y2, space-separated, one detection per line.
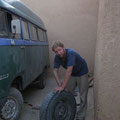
54 48 88 77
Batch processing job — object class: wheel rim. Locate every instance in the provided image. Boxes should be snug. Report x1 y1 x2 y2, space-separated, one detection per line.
54 100 70 120
2 97 18 119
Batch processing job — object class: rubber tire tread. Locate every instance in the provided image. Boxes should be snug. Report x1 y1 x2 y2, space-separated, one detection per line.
37 70 47 89
1 87 23 120
40 90 76 120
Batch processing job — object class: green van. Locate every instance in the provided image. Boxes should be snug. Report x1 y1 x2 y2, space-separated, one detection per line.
0 0 49 119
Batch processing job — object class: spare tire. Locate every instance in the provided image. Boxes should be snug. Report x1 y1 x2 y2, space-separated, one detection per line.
40 90 76 120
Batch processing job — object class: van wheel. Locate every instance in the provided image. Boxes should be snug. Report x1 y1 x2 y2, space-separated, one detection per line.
40 91 76 120
36 70 47 89
1 87 23 120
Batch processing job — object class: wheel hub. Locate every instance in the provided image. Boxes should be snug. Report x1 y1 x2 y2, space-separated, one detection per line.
2 98 17 119
54 101 68 119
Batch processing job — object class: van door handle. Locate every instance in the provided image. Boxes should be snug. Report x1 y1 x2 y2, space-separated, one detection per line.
20 46 25 49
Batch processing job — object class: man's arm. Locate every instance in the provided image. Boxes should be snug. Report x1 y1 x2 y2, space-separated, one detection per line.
53 68 61 86
55 66 73 92
61 66 73 89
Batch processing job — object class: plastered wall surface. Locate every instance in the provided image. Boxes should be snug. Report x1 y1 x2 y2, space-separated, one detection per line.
21 0 99 76
94 0 120 119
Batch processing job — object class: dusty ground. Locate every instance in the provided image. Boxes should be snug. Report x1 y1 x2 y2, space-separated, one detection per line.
0 77 94 120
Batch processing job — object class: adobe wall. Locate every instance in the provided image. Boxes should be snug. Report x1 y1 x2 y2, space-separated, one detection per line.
21 0 99 76
94 0 120 119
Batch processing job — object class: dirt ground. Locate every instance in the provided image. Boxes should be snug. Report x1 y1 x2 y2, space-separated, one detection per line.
0 77 94 120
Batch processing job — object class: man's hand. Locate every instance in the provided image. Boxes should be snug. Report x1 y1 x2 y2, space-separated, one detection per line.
53 66 73 93
53 69 62 86
54 86 64 92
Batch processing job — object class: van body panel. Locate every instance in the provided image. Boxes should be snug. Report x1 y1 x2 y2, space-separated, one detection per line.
0 39 49 98
0 45 25 98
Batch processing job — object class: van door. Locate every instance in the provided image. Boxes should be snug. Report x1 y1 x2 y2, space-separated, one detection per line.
28 23 42 81
21 20 32 87
7 13 26 84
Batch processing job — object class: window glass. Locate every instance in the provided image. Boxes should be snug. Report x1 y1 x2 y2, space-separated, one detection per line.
22 20 29 40
43 31 47 41
12 15 21 39
38 28 44 41
7 13 21 39
29 23 37 40
0 10 8 37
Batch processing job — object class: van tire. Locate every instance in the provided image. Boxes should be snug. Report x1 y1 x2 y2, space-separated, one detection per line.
1 87 23 120
36 70 47 89
40 90 76 120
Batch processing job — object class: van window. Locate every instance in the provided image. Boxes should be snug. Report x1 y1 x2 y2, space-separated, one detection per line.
0 10 8 37
29 23 38 40
38 28 44 41
43 31 47 41
22 20 29 40
7 13 21 39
